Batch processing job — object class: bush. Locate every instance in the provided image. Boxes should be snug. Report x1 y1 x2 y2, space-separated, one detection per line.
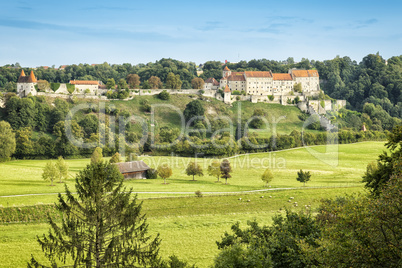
146 168 158 179
268 95 274 101
158 90 170 100
195 190 203 198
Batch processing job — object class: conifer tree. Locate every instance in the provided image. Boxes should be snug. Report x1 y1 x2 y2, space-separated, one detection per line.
29 161 161 267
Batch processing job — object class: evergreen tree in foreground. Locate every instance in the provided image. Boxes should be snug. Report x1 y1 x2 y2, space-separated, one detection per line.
29 161 161 268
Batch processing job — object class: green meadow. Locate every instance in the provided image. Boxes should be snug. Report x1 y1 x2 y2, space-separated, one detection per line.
0 141 385 267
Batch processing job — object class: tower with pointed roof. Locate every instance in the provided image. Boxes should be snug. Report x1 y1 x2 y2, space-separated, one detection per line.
222 66 231 78
17 70 38 97
223 85 231 104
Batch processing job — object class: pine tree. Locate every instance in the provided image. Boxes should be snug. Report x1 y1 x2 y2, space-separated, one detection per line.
29 161 161 267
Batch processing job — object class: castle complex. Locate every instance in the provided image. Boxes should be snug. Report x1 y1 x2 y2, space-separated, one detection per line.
205 66 320 96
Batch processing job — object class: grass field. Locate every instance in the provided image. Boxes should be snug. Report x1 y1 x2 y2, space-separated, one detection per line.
0 141 384 207
0 141 385 267
0 187 366 267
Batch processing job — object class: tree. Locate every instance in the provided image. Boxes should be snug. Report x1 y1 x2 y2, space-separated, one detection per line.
249 108 265 129
183 100 205 123
261 168 274 186
42 161 58 186
220 159 232 184
148 76 163 89
311 172 402 267
106 78 116 89
294 83 302 93
185 162 203 181
29 161 161 267
37 80 50 91
146 169 158 179
91 147 103 164
208 160 221 182
117 78 128 90
0 121 16 161
158 90 170 100
191 77 204 89
109 152 122 163
55 156 68 183
14 127 33 159
127 74 140 89
157 164 172 184
214 210 320 268
296 169 311 186
363 125 402 196
166 72 182 89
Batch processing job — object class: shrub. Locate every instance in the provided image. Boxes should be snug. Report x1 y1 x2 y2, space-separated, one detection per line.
146 168 158 179
158 90 170 100
195 190 203 198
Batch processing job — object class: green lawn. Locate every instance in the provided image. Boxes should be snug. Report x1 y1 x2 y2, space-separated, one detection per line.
0 141 384 207
0 187 366 268
0 141 385 267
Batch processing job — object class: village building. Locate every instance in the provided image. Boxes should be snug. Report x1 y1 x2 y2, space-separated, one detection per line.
115 160 150 179
17 70 37 97
203 77 220 90
69 80 101 94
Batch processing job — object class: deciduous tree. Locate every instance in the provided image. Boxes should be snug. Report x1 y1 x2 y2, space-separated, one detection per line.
0 121 16 161
191 77 204 89
185 162 203 181
208 160 221 182
220 159 232 184
157 164 172 184
296 169 311 186
261 168 274 186
127 74 140 89
148 76 163 89
42 161 58 186
55 156 68 183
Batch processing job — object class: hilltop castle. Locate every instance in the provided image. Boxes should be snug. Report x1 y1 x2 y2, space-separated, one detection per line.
205 66 320 96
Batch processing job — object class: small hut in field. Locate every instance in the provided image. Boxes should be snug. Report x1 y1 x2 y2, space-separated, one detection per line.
115 161 150 179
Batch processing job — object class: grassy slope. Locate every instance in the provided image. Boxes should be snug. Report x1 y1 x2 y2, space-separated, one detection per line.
110 95 308 135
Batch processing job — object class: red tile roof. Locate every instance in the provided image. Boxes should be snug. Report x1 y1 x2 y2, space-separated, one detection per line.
19 70 25 78
223 66 230 71
224 85 230 93
273 73 293 81
227 72 246 81
69 80 100 85
244 71 273 78
291 69 319 78
18 70 37 83
205 77 219 86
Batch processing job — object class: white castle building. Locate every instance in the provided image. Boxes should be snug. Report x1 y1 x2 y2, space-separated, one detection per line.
214 66 320 96
17 70 37 97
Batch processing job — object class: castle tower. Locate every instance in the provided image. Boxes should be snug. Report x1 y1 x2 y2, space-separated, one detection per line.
223 66 231 78
224 85 231 104
17 69 37 97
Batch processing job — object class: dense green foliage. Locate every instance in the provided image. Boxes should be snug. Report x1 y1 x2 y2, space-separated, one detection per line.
0 120 16 161
363 125 402 195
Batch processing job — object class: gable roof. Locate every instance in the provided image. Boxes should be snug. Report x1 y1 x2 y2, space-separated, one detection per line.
227 72 246 81
115 161 150 174
273 73 293 81
244 71 272 78
291 69 319 78
69 80 100 85
205 77 219 86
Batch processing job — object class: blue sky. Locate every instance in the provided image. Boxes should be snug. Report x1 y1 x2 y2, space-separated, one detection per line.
0 0 401 67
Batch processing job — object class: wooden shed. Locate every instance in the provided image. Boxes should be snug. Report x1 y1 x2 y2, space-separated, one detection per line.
115 161 150 179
